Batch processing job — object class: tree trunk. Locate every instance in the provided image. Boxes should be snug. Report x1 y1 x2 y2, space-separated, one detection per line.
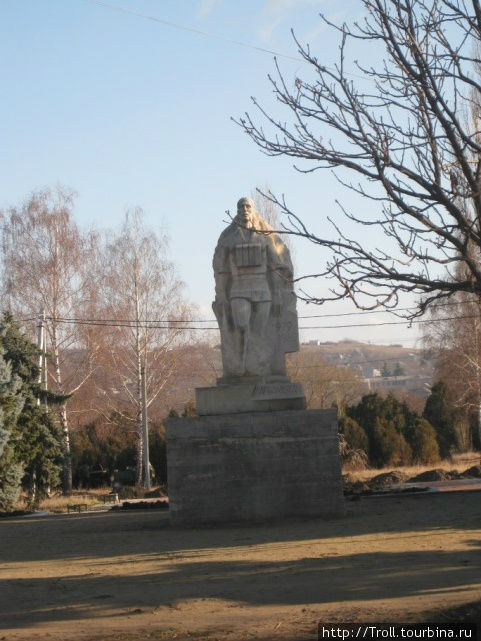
60 402 72 494
27 470 37 507
52 324 72 495
134 265 143 486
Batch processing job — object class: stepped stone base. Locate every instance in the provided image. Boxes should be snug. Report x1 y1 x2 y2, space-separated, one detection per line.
165 408 345 526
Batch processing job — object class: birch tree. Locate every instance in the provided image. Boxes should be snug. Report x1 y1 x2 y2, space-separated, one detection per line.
0 187 98 493
98 208 191 485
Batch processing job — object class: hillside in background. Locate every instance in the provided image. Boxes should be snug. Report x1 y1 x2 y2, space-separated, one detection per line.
67 339 435 420
170 340 435 413
297 340 434 400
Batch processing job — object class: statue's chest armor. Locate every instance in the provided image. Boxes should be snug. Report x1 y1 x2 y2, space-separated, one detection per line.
233 243 264 267
229 243 270 301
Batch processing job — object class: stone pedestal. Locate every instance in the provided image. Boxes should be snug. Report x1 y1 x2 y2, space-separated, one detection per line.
165 408 345 526
195 380 306 415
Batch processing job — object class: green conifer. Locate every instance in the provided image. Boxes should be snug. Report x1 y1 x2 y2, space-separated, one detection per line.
0 339 25 510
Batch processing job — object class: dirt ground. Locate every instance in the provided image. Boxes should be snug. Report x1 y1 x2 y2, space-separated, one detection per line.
1 491 481 641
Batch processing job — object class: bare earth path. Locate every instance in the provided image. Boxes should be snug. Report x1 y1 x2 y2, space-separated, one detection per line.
1 492 480 641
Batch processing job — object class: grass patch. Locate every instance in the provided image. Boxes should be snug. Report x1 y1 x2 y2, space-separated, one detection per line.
344 451 480 483
20 486 165 513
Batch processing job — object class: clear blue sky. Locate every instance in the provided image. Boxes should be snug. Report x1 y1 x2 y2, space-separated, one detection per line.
0 0 422 347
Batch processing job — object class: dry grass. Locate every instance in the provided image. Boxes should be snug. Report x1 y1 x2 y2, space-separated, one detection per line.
17 488 115 513
344 450 480 482
21 486 165 512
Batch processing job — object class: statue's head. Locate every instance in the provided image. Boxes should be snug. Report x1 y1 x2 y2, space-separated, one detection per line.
236 197 255 227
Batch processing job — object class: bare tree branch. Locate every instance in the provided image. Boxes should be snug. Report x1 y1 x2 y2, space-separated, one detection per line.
235 0 481 319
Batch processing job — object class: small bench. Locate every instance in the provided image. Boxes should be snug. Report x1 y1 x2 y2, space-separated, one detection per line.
67 503 88 513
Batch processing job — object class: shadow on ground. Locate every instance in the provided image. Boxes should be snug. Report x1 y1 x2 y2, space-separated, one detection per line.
1 491 480 563
0 491 480 631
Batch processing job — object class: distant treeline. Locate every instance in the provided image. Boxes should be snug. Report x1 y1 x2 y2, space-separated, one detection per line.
340 385 480 468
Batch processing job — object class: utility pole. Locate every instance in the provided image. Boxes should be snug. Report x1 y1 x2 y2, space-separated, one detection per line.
36 310 46 407
32 309 47 504
141 364 151 490
42 312 48 411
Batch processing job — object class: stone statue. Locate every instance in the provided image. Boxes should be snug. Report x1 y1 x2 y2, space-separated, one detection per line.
169 203 341 529
212 197 300 381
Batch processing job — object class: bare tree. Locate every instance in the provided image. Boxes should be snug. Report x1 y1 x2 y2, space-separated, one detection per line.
237 0 481 318
288 349 365 412
0 187 98 494
423 294 481 449
251 184 283 230
97 208 192 485
251 184 294 258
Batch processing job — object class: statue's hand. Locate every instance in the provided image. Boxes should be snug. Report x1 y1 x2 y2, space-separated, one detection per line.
213 298 228 317
216 295 228 306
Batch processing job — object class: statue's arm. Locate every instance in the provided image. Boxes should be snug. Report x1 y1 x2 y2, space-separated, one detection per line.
268 239 293 285
265 239 294 317
213 244 230 309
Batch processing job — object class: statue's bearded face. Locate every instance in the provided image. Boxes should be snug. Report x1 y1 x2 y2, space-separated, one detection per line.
236 198 254 227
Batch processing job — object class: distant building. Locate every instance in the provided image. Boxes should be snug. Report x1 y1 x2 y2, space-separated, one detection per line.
364 375 410 390
363 374 433 397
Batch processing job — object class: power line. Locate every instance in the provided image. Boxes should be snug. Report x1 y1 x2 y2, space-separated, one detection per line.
19 318 428 367
45 315 215 324
84 0 384 85
17 311 481 331
84 0 304 63
297 298 481 319
50 318 218 330
19 297 480 326
298 314 473 330
83 0 374 82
